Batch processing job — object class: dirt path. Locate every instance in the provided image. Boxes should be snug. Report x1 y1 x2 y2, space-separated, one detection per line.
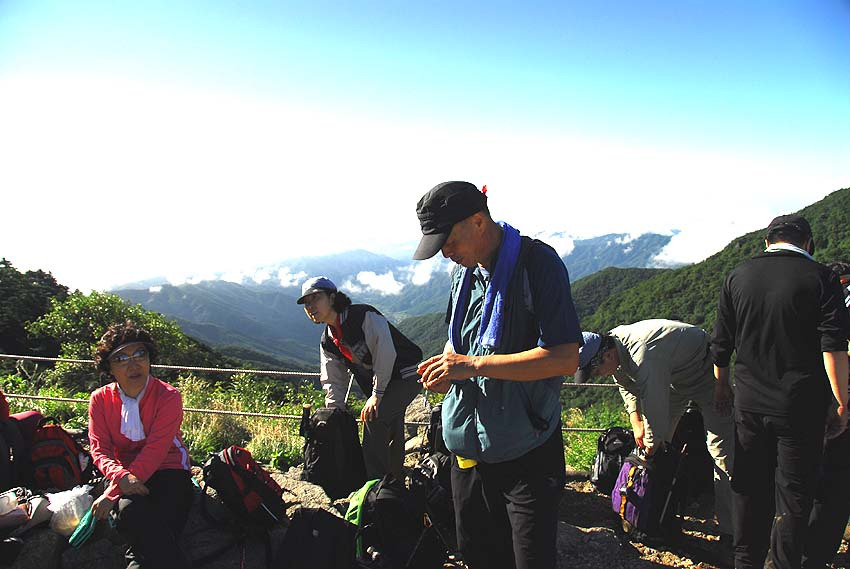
444 477 850 569
556 478 850 569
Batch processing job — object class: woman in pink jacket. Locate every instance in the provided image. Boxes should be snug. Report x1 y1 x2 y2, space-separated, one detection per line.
89 321 193 569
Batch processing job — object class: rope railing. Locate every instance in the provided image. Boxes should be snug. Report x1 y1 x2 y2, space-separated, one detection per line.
2 393 607 432
0 353 616 387
0 354 320 378
1 353 615 432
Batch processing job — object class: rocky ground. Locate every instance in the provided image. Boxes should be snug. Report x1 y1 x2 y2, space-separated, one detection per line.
3 405 849 568
9 468 848 569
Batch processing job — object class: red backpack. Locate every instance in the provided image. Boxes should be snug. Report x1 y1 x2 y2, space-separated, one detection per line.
30 417 91 491
200 446 294 568
201 445 291 528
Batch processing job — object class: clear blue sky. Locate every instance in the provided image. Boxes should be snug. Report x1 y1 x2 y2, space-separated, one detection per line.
1 1 848 290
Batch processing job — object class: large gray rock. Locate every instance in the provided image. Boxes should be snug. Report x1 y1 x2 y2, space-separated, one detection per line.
405 394 432 440
9 526 64 569
278 467 335 513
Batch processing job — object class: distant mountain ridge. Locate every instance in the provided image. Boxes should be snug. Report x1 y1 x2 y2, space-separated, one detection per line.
114 231 678 364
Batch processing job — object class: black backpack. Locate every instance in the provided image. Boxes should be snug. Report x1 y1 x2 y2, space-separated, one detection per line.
670 403 714 500
358 475 447 569
300 407 367 500
273 507 357 569
590 426 635 496
425 403 449 456
0 418 28 492
409 451 456 553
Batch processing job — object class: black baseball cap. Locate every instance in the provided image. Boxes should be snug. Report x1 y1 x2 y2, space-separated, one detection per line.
413 181 488 260
766 214 813 239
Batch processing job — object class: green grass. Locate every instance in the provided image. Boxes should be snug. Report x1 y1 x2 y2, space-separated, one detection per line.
1 372 628 472
562 400 629 471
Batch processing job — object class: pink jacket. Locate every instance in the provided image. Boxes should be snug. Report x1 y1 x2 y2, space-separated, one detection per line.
88 376 190 501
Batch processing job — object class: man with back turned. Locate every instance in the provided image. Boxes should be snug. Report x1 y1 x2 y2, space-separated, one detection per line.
712 214 850 569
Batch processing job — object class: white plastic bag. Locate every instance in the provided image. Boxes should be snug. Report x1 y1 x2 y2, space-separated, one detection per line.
46 485 93 536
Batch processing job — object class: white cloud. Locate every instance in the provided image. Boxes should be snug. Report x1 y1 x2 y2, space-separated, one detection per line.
166 274 189 286
340 279 364 294
652 219 761 267
251 269 271 284
405 257 448 286
220 271 245 284
531 231 575 257
277 268 308 287
352 271 405 295
149 286 162 293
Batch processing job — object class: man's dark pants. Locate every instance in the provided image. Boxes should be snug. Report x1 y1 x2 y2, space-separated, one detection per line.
732 410 825 569
451 428 566 569
802 428 850 569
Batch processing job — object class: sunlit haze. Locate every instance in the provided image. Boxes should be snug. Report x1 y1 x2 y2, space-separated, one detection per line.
2 1 848 291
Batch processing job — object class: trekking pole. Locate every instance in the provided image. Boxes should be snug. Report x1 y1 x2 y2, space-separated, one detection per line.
299 404 312 437
344 372 355 405
659 443 688 523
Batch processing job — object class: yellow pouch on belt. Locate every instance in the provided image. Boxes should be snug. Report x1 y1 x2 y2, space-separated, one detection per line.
456 456 478 469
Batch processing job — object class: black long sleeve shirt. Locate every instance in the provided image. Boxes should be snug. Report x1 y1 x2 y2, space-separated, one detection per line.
712 250 850 416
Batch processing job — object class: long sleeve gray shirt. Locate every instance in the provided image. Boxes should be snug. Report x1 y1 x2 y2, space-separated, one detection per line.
319 311 398 408
609 319 713 441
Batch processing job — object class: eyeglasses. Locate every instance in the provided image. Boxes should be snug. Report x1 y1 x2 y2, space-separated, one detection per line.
110 348 148 366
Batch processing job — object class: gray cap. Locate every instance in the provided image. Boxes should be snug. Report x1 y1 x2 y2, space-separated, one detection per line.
296 276 337 304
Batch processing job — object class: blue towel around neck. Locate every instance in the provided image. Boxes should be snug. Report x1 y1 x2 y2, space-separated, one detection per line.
449 222 522 353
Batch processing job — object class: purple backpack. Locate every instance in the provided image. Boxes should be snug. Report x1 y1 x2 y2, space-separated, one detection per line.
611 446 683 543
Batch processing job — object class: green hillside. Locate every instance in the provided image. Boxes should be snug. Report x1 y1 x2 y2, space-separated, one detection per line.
118 282 321 367
397 311 449 359
571 267 668 322
582 187 850 334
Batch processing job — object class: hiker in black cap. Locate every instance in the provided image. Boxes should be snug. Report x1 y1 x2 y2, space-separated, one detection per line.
802 260 850 569
297 276 423 479
414 181 583 569
712 214 850 569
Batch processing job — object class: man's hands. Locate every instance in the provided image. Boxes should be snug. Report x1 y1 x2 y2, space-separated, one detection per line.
629 411 646 450
118 473 149 496
417 352 478 393
826 403 848 440
361 394 380 423
714 378 734 416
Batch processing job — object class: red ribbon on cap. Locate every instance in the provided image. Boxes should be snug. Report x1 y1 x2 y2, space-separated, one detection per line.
481 184 487 195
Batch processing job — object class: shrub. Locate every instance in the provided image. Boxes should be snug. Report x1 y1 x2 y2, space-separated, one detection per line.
1 373 89 429
562 400 628 471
